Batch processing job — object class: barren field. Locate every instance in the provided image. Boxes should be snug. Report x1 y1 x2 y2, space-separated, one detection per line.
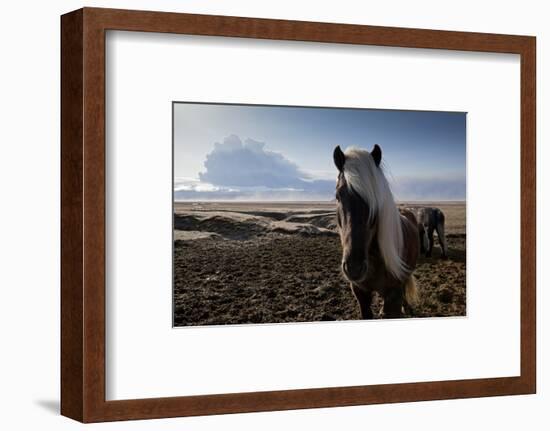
173 201 466 326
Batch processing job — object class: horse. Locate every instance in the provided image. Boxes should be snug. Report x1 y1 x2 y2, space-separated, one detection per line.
417 207 447 259
333 145 419 319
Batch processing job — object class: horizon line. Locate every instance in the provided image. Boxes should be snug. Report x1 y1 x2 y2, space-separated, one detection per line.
173 199 467 204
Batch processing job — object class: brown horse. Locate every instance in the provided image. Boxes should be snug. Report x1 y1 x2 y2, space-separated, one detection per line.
333 145 419 319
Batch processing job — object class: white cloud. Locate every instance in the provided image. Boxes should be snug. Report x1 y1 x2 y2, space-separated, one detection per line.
174 135 465 202
199 135 313 189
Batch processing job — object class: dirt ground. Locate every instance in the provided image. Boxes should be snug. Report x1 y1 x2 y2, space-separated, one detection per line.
173 201 466 326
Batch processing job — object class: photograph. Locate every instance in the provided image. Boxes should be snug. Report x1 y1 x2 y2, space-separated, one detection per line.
173 102 466 326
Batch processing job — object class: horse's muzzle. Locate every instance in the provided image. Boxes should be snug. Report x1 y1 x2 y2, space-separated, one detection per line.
342 260 367 282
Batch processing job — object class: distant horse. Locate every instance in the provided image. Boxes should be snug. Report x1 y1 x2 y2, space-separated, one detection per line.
333 145 419 319
417 207 447 259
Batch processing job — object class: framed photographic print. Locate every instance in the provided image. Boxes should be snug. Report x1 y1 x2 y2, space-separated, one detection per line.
61 7 536 423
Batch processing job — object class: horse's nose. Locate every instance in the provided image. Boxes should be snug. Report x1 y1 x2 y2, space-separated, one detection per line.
343 260 367 281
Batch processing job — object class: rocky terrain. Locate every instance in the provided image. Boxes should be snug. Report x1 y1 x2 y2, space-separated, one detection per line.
173 201 466 326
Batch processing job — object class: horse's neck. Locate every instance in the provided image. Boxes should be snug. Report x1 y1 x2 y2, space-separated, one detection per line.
368 212 407 262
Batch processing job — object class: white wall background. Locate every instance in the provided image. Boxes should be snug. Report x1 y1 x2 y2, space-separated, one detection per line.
0 0 546 429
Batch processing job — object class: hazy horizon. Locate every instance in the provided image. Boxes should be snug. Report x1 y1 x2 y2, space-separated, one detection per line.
173 199 466 204
174 103 466 202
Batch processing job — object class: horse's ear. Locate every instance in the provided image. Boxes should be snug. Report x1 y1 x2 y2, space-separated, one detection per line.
371 144 382 167
333 146 345 172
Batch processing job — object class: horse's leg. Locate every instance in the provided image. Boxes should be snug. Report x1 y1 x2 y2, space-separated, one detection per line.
426 227 435 257
351 284 373 319
436 221 448 259
383 286 403 318
419 227 426 254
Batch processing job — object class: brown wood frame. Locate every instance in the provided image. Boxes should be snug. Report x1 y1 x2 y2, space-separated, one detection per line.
61 7 536 423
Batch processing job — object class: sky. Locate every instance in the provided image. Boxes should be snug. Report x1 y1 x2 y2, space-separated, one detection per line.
173 102 466 202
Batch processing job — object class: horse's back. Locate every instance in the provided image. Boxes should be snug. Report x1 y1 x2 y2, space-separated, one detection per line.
400 208 418 227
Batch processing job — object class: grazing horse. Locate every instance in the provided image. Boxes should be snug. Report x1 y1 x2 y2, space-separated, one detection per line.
417 207 447 259
333 145 419 319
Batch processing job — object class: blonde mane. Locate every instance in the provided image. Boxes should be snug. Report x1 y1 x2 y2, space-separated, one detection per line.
342 147 408 280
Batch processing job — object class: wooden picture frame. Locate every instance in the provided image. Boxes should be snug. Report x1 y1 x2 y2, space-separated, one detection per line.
61 7 536 423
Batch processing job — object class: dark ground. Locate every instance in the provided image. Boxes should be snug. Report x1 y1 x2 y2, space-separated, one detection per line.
173 202 466 326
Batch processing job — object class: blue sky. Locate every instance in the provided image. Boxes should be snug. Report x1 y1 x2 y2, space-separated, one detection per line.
173 102 466 201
